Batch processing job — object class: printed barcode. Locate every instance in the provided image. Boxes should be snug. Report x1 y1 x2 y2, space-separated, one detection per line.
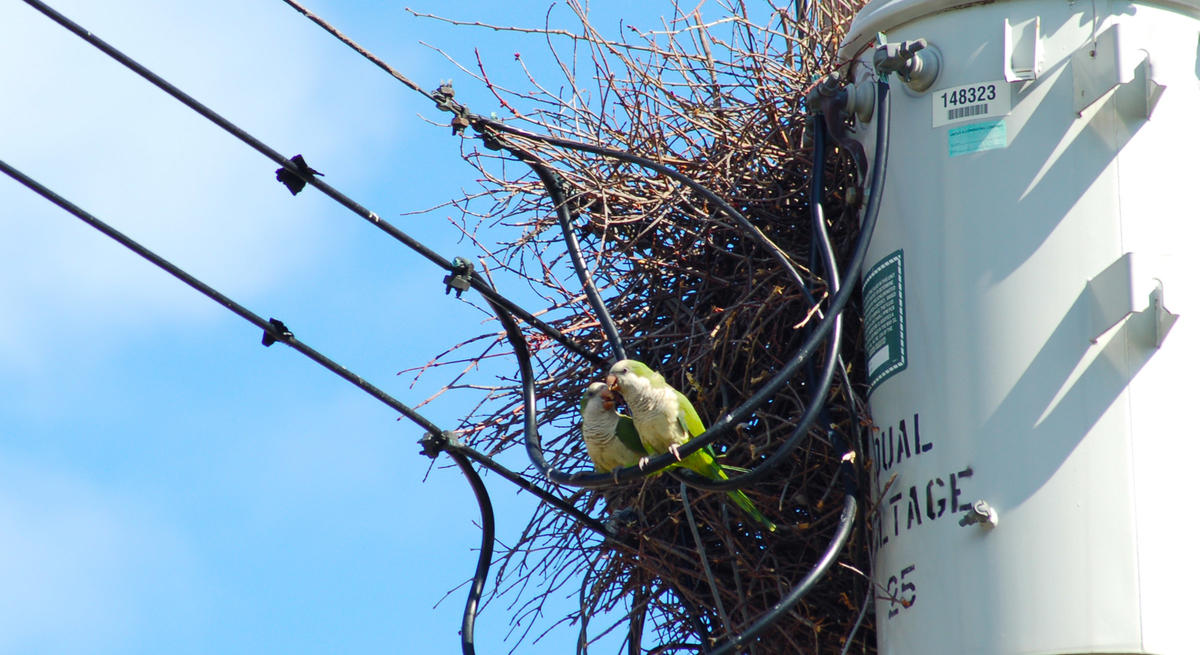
948 103 988 120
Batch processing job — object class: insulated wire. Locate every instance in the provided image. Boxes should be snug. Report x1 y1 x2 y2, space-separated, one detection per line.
680 482 733 633
19 0 605 369
450 442 610 537
0 155 618 653
278 0 437 103
0 158 443 437
576 542 601 655
447 449 496 655
707 495 858 655
528 161 627 362
666 110 840 492
677 85 891 650
499 80 890 488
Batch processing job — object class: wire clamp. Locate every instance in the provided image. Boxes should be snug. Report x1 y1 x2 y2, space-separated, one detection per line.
275 154 324 195
432 81 472 135
261 318 293 347
419 430 461 459
443 256 475 297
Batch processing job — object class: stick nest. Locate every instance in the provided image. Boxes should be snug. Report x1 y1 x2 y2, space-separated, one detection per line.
409 1 876 652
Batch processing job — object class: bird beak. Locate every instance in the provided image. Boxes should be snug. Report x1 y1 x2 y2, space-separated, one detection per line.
605 374 618 392
600 389 616 411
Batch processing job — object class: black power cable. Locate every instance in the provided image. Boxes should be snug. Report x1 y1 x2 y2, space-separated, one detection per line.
19 0 606 370
0 158 444 437
446 449 496 655
432 435 612 538
708 495 858 655
684 83 892 650
476 79 889 490
528 161 627 362
664 104 843 493
0 157 610 655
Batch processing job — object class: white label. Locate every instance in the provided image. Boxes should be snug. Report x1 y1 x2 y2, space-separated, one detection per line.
931 80 1010 127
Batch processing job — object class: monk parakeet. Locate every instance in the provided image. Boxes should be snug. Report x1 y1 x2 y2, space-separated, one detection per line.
607 359 777 532
580 381 647 473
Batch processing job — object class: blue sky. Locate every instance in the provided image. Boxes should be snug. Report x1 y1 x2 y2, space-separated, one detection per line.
0 1 672 652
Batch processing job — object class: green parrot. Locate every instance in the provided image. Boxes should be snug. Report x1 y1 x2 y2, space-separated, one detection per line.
606 359 777 532
580 381 648 473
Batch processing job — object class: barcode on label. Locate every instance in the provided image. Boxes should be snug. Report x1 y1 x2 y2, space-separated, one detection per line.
948 103 988 120
932 80 1011 127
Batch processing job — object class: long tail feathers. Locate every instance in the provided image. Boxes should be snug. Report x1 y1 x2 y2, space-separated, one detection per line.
726 489 777 532
684 451 777 533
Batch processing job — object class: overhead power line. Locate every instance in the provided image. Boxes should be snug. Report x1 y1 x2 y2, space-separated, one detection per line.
0 156 612 655
0 158 442 437
15 1 886 650
17 0 606 370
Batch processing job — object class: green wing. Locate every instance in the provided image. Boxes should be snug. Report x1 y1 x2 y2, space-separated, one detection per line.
674 389 706 437
673 390 776 532
674 389 721 459
615 415 647 455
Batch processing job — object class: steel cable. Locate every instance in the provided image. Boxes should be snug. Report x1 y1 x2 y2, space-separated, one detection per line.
20 0 605 369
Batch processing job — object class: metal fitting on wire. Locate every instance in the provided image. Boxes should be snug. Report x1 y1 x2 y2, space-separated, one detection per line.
443 257 474 298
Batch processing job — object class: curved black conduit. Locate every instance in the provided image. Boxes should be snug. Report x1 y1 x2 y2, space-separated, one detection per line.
666 108 840 492
0 156 506 655
479 119 812 300
446 438 611 537
708 495 858 655
488 79 891 490
446 450 496 655
529 161 627 362
667 84 890 649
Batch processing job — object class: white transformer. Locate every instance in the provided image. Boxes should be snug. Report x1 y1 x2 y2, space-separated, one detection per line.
837 0 1200 652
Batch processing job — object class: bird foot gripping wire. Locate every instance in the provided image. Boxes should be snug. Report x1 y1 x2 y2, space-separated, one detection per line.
442 256 474 298
419 429 462 459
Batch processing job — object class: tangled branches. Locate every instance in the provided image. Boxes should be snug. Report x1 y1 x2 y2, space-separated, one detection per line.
409 1 875 652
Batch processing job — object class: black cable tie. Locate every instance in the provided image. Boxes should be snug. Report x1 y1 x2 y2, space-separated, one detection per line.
442 256 474 298
261 318 293 347
419 430 461 459
275 154 324 196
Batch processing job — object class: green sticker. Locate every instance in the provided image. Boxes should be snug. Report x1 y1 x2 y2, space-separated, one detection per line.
863 249 907 395
948 119 1007 157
